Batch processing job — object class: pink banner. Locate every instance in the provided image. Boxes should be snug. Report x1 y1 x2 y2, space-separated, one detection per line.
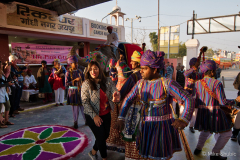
11 43 72 64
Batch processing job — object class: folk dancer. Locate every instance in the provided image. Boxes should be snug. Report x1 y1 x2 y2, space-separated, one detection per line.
119 50 143 159
183 57 203 133
105 26 119 56
106 59 132 153
115 50 194 159
65 55 85 129
193 60 240 160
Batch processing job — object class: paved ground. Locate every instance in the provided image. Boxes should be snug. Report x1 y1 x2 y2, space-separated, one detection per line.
1 69 240 160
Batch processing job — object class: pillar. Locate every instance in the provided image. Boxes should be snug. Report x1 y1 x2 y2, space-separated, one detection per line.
185 39 200 70
83 42 90 57
0 34 9 62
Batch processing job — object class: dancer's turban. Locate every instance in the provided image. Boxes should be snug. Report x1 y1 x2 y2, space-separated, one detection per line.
200 60 216 73
189 58 198 66
131 51 142 63
67 55 78 64
140 50 165 69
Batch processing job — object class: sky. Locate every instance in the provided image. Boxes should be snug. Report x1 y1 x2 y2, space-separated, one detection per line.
76 0 240 53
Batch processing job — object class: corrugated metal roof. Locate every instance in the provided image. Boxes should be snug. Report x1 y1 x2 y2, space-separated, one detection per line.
0 0 111 15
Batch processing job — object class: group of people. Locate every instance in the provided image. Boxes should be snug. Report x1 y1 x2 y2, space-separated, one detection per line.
79 46 240 160
0 24 238 160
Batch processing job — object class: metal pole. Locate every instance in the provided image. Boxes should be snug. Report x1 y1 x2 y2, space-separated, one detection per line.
192 10 195 39
158 0 160 51
167 26 171 59
131 19 133 43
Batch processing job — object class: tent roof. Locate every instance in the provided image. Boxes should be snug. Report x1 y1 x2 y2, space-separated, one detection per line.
0 0 111 15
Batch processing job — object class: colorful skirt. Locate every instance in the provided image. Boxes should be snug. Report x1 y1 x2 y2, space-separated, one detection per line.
194 106 232 133
136 102 182 159
39 75 52 93
67 87 81 105
106 103 125 152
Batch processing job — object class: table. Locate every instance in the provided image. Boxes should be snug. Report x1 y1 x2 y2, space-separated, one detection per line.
21 89 39 102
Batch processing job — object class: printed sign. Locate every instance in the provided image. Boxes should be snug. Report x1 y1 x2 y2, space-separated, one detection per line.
11 43 72 64
7 3 83 35
89 20 121 39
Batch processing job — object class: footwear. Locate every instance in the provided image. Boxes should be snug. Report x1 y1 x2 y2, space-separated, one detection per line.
194 148 202 155
189 127 195 133
9 114 15 118
13 110 20 114
55 103 59 106
0 123 8 128
17 108 24 111
5 121 14 125
231 134 237 141
88 151 98 160
60 103 64 106
73 121 78 129
210 155 227 160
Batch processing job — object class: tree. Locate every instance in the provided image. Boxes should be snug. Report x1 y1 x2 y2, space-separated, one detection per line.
205 48 214 58
178 41 186 57
149 32 158 51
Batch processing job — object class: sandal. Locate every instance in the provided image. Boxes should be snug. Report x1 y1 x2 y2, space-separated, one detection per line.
0 121 8 128
10 114 16 118
0 123 8 128
5 121 14 125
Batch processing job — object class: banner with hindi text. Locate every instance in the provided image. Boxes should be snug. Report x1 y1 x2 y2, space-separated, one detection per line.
11 43 72 64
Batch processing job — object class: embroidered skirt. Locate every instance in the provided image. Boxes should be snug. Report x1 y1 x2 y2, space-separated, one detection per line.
194 105 232 133
67 87 81 106
136 103 182 159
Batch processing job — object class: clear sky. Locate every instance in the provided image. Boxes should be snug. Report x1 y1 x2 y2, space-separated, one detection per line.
76 0 240 52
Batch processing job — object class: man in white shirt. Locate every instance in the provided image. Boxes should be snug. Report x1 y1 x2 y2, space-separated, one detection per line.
105 26 119 56
24 69 37 89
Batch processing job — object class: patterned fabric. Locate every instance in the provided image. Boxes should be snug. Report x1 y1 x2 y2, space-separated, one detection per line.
194 77 235 133
184 68 204 95
116 61 132 91
0 125 88 160
106 103 126 153
131 51 142 63
108 70 142 159
200 60 216 73
78 51 107 70
67 55 78 64
189 57 198 66
119 78 194 159
140 50 165 69
120 71 142 101
81 78 119 119
65 69 84 105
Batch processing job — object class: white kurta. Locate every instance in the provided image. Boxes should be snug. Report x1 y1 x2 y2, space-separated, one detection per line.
24 75 37 88
105 32 119 47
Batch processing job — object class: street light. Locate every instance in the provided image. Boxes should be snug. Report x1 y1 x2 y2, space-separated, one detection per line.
125 15 141 43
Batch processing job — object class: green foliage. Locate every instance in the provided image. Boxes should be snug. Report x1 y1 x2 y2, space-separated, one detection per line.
205 48 214 57
149 32 158 51
178 42 186 57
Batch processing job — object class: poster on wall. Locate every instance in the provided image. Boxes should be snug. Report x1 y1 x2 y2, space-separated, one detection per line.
7 2 83 35
89 20 121 40
11 43 72 64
